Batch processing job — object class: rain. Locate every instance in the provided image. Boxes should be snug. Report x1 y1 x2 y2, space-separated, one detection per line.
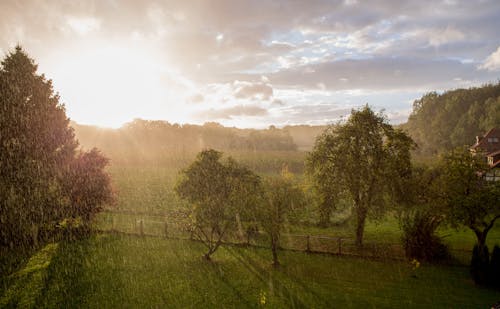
1 1 500 308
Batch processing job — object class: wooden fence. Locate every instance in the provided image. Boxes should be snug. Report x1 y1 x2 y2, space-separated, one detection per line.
96 210 473 265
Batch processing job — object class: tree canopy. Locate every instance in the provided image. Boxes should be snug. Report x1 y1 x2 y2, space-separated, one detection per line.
258 172 305 266
405 82 500 157
175 149 261 260
0 46 113 247
438 148 500 251
307 106 414 246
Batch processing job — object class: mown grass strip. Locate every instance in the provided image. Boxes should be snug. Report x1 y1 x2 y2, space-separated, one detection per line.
0 243 59 308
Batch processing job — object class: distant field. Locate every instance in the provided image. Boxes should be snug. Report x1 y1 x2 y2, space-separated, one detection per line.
2 234 499 308
106 162 500 263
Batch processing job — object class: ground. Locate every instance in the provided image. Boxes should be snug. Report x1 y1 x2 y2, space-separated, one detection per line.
2 234 499 308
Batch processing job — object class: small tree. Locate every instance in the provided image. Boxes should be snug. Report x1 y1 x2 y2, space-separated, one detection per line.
259 173 305 267
61 148 115 235
399 165 449 261
440 148 500 253
307 106 414 246
175 149 260 260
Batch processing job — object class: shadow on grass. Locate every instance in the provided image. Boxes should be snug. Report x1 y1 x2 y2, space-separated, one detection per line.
224 246 313 308
36 237 96 308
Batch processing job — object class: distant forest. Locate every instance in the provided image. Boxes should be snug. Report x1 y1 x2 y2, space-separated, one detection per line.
73 120 324 164
73 82 499 163
404 82 500 157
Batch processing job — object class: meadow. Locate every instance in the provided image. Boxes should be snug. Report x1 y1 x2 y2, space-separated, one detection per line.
2 156 500 308
106 162 500 256
2 234 500 308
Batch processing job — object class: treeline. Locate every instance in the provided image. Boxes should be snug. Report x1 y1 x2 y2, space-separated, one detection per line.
404 82 500 157
73 120 311 164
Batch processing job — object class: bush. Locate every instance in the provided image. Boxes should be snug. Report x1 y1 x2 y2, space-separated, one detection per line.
471 244 489 284
401 210 449 261
490 245 500 287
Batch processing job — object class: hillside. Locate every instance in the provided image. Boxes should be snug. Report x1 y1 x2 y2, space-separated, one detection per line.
404 82 500 157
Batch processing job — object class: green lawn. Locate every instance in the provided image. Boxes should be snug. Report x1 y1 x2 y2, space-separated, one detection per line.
2 234 499 308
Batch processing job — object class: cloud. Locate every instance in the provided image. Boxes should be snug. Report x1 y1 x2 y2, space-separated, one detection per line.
187 93 204 104
65 16 100 35
427 26 465 47
479 46 500 71
233 80 274 100
270 57 498 91
196 104 268 120
2 0 500 128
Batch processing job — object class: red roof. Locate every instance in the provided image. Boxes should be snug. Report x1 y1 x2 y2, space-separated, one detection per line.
471 128 500 154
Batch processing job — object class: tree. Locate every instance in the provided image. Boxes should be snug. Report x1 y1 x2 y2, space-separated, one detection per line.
398 165 449 261
307 106 414 246
0 46 77 247
258 172 305 267
439 148 500 253
0 46 113 247
175 149 260 260
61 148 115 233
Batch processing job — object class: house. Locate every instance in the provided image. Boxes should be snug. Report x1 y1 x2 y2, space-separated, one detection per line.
470 128 500 181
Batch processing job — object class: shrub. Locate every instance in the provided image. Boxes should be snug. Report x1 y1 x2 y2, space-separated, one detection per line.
401 210 449 261
470 244 489 284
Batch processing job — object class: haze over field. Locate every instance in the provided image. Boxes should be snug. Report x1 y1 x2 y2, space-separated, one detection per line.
1 0 500 128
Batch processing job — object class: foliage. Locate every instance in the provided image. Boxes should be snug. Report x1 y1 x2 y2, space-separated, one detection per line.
405 82 500 157
401 209 449 261
72 119 298 166
60 148 115 235
175 149 261 260
439 148 500 252
258 173 305 266
0 46 77 248
471 244 490 285
307 105 414 246
397 165 449 261
0 47 112 248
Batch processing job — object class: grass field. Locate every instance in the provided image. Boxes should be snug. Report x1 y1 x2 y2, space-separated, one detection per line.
105 163 500 264
2 234 499 308
4 160 493 307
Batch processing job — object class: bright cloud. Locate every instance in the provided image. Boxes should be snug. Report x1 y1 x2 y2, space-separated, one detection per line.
479 46 500 71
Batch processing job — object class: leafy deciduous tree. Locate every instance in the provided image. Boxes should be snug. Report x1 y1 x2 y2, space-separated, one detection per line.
307 106 414 246
61 148 115 230
439 148 500 252
175 149 260 260
258 173 305 267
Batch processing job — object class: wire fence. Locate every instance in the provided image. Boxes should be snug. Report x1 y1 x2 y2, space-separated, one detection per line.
95 210 473 266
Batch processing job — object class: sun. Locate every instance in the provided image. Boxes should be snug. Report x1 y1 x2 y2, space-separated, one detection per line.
44 42 191 128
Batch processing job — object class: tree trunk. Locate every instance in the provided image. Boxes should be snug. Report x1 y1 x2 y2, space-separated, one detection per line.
474 230 487 252
203 252 212 261
271 234 279 267
355 207 367 247
318 203 331 228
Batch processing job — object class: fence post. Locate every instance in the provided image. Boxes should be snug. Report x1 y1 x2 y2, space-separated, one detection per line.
164 221 168 238
139 219 144 236
338 237 342 256
306 235 311 253
112 216 116 231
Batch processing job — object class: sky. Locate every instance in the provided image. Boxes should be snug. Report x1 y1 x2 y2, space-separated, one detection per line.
1 0 500 128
